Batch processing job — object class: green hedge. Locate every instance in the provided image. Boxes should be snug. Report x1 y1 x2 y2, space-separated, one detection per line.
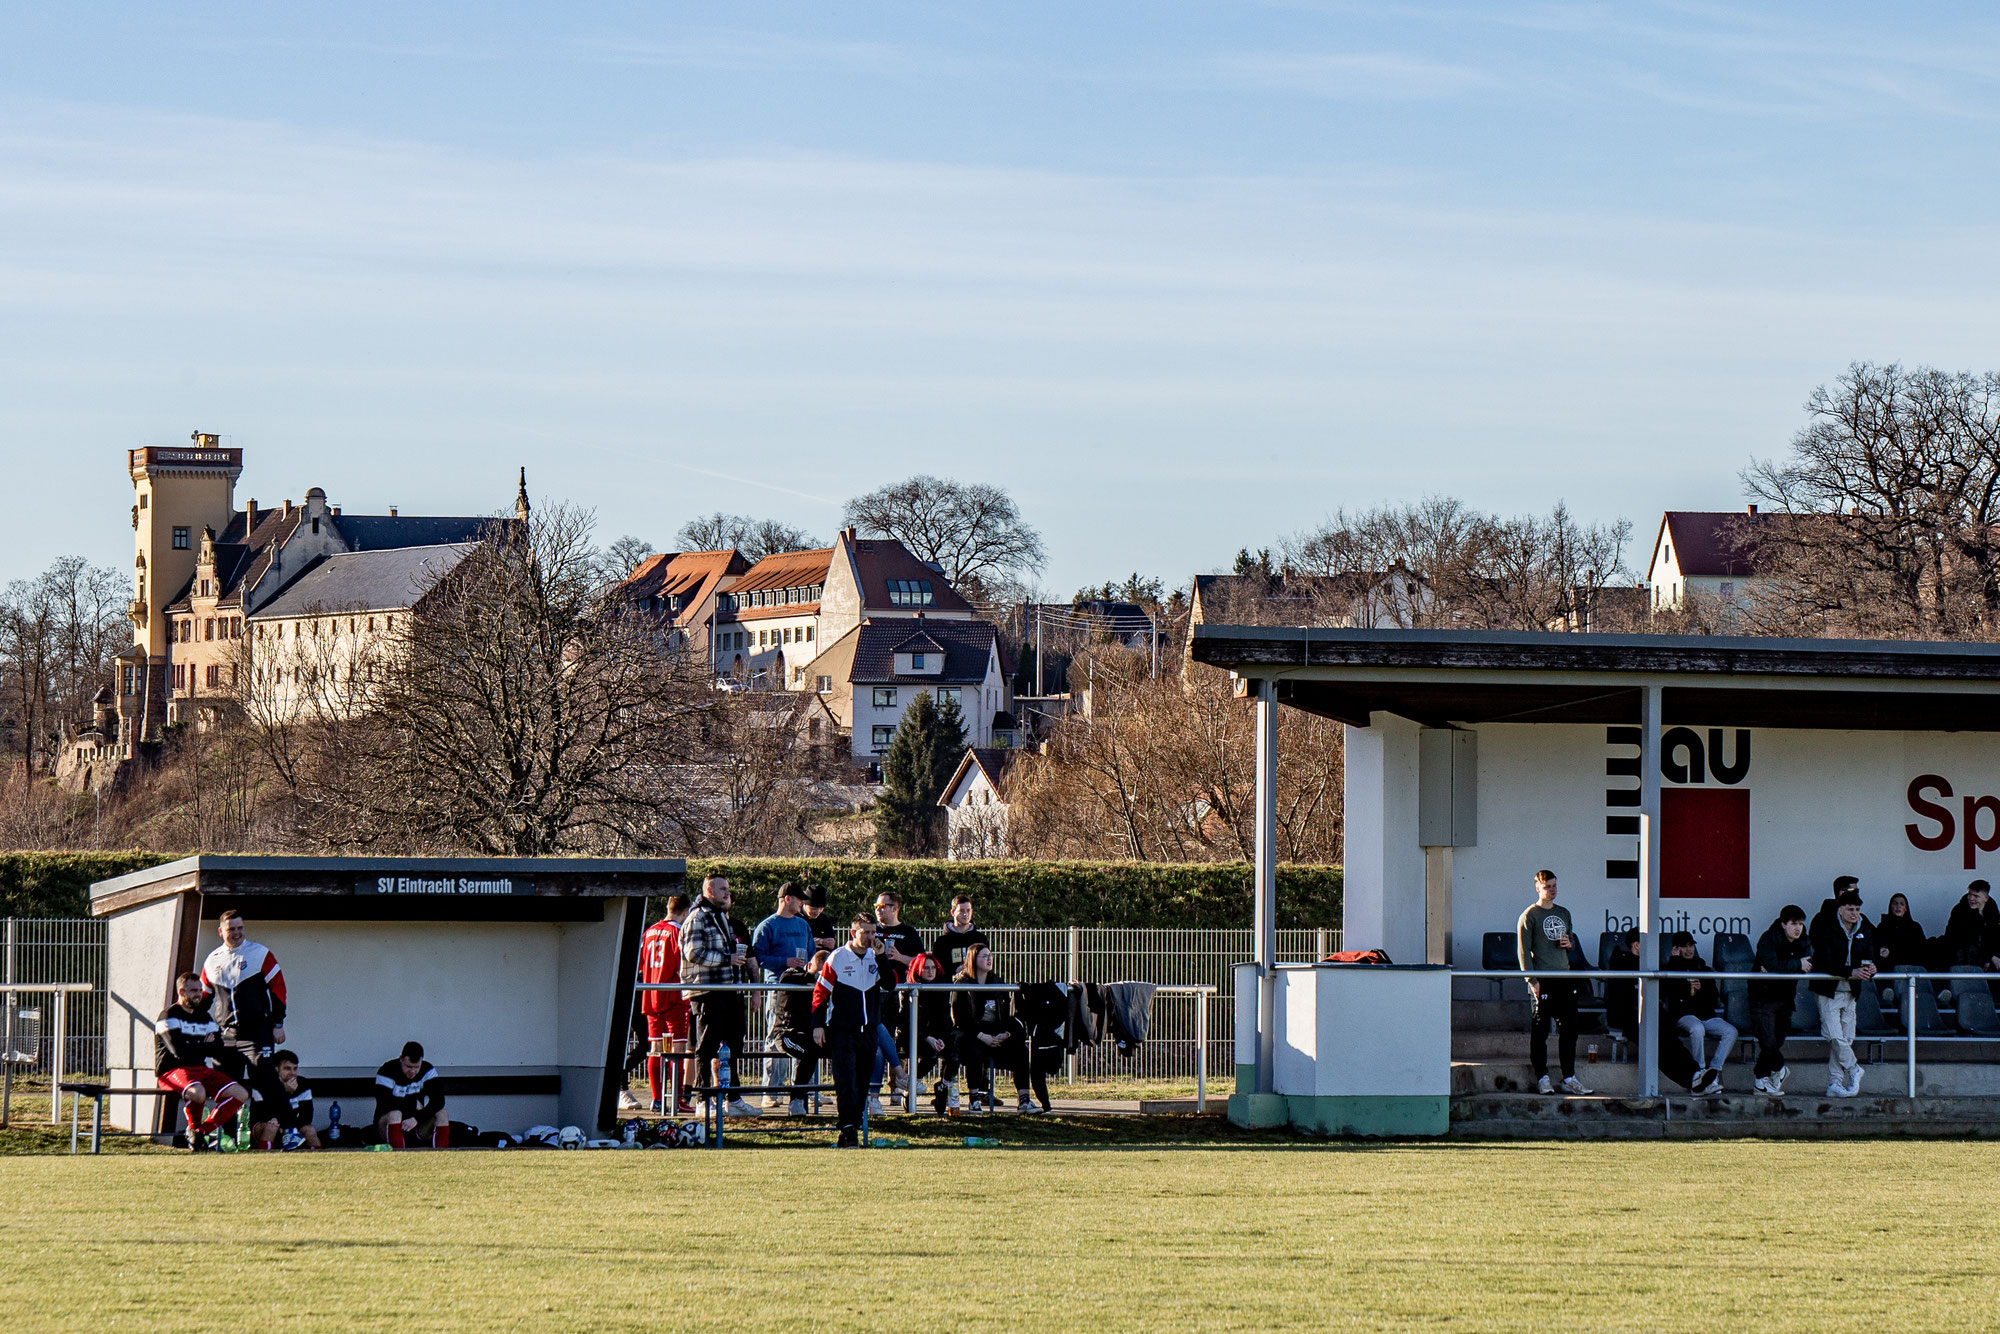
0 851 184 918
0 851 1339 930
683 859 1340 930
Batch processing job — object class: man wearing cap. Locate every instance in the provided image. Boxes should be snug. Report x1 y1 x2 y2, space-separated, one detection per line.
752 884 815 1112
1662 930 1735 1095
802 885 840 958
1807 878 1876 1097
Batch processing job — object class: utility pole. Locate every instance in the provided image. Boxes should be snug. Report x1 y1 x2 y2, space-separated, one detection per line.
1033 604 1043 697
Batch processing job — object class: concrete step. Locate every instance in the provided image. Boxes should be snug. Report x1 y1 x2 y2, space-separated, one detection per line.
1452 1056 2000 1097
1451 1091 2000 1139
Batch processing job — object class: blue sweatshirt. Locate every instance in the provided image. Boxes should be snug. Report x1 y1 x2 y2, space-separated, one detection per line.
752 912 816 977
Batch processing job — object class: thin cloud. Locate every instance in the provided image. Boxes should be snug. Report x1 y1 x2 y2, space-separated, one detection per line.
1215 49 1496 99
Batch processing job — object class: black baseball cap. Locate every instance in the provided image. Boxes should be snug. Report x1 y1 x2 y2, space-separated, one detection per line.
1834 888 1863 907
777 882 803 902
1670 930 1695 948
805 884 828 908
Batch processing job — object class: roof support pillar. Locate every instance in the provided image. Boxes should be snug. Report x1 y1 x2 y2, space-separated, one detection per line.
1637 682 1663 1097
1253 677 1278 1094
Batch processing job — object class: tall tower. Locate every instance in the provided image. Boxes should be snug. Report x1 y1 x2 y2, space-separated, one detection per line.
121 433 241 747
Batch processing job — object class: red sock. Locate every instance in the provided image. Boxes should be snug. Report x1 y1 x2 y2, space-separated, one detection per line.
197 1096 242 1134
386 1122 406 1149
431 1123 450 1149
185 1105 202 1136
257 1139 275 1150
647 1055 664 1105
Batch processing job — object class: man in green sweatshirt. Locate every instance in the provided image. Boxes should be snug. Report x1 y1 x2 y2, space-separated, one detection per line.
1518 869 1592 1095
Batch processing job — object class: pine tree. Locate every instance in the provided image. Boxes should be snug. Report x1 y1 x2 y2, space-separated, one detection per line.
875 689 966 855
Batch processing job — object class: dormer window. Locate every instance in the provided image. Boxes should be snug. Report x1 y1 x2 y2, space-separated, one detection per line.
912 652 927 669
887 579 933 607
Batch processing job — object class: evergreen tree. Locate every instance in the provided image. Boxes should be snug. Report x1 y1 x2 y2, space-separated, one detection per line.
875 689 967 855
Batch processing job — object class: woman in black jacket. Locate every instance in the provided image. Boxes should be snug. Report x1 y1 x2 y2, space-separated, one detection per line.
952 945 1032 1114
907 953 957 1112
1874 893 1928 971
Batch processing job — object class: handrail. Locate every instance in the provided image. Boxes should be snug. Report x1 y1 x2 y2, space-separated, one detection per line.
1452 967 2000 1098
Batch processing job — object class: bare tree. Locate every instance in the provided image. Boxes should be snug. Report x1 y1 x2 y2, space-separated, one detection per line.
843 475 1044 591
598 534 656 583
1740 362 2000 639
257 504 721 854
1007 644 1342 863
676 512 822 564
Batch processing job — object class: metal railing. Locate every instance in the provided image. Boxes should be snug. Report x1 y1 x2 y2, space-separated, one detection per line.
2 918 108 1085
1 983 97 1125
1458 967 2000 1099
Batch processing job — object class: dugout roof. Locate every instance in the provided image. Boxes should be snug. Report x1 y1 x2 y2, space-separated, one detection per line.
1188 627 2000 731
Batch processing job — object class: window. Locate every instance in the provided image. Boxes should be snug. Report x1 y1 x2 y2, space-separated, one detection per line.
783 628 793 645
938 687 961 707
911 652 927 669
204 618 215 641
172 527 190 549
816 675 832 693
873 687 897 708
1719 581 1736 598
232 618 242 639
887 578 933 607
386 616 395 630
871 725 895 749
759 630 769 648
139 494 148 509
200 579 210 597
805 625 813 642
205 664 220 688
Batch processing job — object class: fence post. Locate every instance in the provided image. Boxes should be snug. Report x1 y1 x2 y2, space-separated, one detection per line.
1066 927 1081 1086
1 917 12 1127
1315 928 1329 961
52 988 67 1125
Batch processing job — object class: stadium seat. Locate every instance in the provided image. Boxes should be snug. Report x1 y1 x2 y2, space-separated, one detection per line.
1950 967 2000 1036
1894 965 1949 1035
1597 931 1624 971
1789 982 1821 1037
1856 975 1897 1036
1481 932 1522 1001
1712 933 1753 1033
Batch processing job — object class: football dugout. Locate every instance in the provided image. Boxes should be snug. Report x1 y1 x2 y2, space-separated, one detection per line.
1190 626 2000 1136
90 855 683 1138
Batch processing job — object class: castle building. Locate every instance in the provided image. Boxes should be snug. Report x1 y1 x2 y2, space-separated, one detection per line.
114 434 522 751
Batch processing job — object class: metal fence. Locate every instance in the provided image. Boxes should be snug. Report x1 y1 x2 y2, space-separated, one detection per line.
2 918 1335 1094
2 918 109 1081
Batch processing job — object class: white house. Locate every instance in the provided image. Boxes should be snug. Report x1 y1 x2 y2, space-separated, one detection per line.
939 746 1019 859
1646 509 1767 613
810 616 1012 763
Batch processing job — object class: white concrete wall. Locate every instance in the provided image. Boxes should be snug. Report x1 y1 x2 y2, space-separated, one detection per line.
1273 967 1450 1098
1437 722 2000 966
1341 714 1427 962
104 895 185 1131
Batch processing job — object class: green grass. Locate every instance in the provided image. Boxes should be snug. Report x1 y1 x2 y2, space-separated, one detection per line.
4 1138 1996 1331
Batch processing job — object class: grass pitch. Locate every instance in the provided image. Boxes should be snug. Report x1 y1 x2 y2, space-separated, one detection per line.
3 1133 1994 1332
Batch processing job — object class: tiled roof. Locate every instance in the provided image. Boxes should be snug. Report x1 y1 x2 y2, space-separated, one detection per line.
621 549 749 624
890 630 947 655
334 514 502 551
847 617 997 684
253 543 476 618
940 746 1019 806
163 507 303 612
848 538 973 613
720 547 833 623
1653 512 1773 578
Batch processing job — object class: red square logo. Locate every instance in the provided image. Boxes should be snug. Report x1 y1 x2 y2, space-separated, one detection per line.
1661 787 1750 899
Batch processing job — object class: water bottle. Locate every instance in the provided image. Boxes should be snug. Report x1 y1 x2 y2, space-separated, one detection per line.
233 1105 251 1151
326 1102 342 1144
963 1136 999 1147
718 1043 733 1098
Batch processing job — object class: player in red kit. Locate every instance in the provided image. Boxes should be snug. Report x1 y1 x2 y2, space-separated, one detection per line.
637 894 695 1114
155 971 252 1152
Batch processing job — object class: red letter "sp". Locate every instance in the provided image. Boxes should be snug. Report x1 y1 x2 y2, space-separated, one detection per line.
1907 775 1954 851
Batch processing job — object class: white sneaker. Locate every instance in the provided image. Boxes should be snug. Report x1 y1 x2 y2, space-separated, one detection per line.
789 1098 808 1116
1842 1070 1863 1097
1017 1091 1035 1113
1825 1079 1846 1098
1774 1065 1790 1089
617 1090 643 1113
1752 1076 1775 1095
866 1095 885 1119
724 1098 761 1118
1536 1075 1555 1094
1559 1076 1593 1095
891 1066 910 1096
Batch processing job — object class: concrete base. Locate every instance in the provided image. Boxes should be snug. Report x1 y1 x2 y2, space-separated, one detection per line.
1227 1093 1289 1129
1453 1091 2000 1138
1228 1091 1449 1136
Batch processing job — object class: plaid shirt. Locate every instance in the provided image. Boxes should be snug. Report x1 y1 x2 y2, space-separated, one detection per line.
679 898 741 991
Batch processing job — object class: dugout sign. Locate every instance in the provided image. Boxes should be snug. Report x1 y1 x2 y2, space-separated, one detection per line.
355 874 535 897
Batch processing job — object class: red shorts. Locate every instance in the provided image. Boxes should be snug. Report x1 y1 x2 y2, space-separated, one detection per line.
158 1067 235 1099
646 1010 689 1044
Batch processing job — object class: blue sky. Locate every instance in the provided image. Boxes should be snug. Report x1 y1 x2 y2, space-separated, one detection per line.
5 2 2000 593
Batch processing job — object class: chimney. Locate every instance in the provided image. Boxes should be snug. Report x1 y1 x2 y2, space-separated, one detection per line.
245 499 257 529
283 499 293 518
1746 504 1758 516
331 506 341 517
841 526 857 543
389 506 398 517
